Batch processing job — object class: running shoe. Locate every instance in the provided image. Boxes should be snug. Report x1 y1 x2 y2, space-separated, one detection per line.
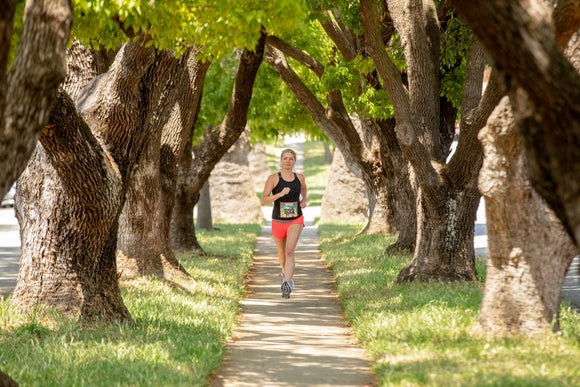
281 281 292 298
281 274 294 290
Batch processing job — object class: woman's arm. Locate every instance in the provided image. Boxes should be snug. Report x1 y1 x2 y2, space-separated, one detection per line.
261 174 287 205
298 173 307 208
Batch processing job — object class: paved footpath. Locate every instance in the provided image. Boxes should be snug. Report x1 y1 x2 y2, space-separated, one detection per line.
210 221 375 386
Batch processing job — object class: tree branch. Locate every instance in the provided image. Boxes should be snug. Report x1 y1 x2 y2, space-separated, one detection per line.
446 39 505 187
319 9 358 61
76 34 156 180
266 35 325 77
0 0 72 196
362 0 439 187
265 44 368 163
190 31 266 192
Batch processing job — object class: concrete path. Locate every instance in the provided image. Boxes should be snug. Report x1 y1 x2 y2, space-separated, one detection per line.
210 218 374 386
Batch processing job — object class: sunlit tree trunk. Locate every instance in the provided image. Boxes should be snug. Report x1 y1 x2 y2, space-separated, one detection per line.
478 97 577 334
11 37 155 321
14 117 128 320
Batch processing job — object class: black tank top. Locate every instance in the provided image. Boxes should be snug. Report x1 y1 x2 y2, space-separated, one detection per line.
272 172 303 221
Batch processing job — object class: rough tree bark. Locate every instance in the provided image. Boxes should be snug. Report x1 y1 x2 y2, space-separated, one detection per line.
478 97 577 335
116 48 210 279
0 0 72 197
171 138 203 251
11 36 157 321
170 32 266 250
452 0 580 247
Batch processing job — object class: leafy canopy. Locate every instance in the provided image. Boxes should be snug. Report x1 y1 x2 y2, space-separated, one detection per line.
73 0 307 58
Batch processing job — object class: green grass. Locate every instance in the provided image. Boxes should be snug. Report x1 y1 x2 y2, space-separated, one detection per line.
318 223 580 386
0 223 261 386
303 141 331 207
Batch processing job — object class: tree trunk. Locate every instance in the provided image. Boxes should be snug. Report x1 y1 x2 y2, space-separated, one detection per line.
323 142 333 163
208 130 263 224
116 48 209 278
12 93 130 321
397 186 480 282
362 0 483 280
478 97 577 335
360 0 508 281
11 36 157 321
116 123 186 278
362 178 393 235
321 148 369 224
171 138 202 251
452 0 580 247
0 0 72 196
397 37 495 281
387 171 416 252
375 118 416 251
197 180 213 231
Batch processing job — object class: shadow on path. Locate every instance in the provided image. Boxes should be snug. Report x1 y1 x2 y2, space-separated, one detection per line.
210 224 374 386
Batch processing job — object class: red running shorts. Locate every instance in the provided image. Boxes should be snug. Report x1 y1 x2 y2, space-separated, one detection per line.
271 216 305 239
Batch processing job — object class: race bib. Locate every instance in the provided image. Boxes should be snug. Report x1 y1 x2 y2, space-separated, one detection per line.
279 202 298 218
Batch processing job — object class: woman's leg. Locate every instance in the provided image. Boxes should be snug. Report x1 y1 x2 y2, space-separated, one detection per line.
283 223 304 283
274 237 287 276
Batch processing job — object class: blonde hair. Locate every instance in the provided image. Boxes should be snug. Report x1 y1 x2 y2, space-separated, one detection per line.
280 148 297 160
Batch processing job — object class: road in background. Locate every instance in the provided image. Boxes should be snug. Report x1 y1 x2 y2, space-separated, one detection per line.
0 207 19 298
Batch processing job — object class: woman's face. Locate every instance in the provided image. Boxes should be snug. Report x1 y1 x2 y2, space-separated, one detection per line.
280 152 296 169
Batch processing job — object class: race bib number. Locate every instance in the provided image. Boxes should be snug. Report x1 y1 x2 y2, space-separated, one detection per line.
279 202 298 218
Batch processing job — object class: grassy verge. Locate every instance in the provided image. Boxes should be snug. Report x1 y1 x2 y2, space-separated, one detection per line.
0 223 260 386
303 141 330 207
319 223 580 386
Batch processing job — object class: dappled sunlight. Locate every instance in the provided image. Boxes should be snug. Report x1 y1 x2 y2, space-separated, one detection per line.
213 220 372 385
